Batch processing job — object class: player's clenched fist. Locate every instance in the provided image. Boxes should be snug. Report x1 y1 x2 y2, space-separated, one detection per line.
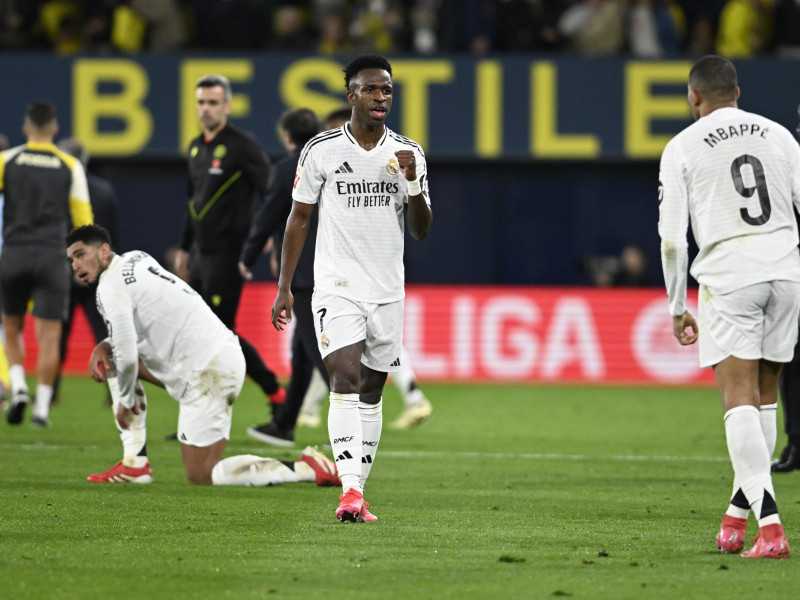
394 150 417 181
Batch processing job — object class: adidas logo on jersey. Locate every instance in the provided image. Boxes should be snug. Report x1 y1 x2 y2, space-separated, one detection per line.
334 161 354 174
390 357 401 367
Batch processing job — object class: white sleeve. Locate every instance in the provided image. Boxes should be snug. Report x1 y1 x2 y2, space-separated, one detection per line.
658 140 691 316
97 279 139 408
292 148 323 205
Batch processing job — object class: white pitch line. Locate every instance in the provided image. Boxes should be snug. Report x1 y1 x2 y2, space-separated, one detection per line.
4 442 730 464
237 447 729 464
0 442 102 451
377 450 729 463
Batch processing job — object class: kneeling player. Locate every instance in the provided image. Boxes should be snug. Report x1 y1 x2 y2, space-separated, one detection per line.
67 224 338 487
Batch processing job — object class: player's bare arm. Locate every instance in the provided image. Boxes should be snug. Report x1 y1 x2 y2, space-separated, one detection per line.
396 150 432 240
271 201 313 330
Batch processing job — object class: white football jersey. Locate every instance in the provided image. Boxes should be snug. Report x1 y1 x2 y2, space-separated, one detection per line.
293 123 430 303
96 251 239 408
659 107 800 316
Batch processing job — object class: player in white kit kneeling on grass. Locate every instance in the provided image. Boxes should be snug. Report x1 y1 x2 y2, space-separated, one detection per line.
66 224 339 488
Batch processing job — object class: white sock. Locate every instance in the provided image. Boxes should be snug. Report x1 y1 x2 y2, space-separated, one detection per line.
760 404 778 457
724 405 781 528
328 392 362 493
391 347 416 397
9 364 27 395
726 403 780 520
32 384 52 420
109 378 148 468
300 369 328 415
211 455 303 486
359 399 382 490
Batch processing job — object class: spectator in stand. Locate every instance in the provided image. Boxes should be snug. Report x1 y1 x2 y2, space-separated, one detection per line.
0 1 44 49
104 0 186 53
613 245 655 287
348 0 407 53
627 0 683 58
317 11 352 54
268 4 315 52
579 244 654 287
558 0 625 56
715 0 770 58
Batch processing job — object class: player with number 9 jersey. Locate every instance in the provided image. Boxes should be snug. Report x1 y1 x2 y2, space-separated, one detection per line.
659 105 800 318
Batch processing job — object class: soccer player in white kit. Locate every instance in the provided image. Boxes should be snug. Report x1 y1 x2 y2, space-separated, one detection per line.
271 55 433 522
65 224 340 488
659 55 800 558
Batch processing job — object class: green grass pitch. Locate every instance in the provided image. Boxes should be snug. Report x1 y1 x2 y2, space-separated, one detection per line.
2 378 799 599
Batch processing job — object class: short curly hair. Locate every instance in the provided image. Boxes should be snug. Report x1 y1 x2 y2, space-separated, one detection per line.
343 55 392 90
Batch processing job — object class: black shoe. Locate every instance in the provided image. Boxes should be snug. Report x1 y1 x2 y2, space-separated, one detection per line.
6 392 30 425
246 422 295 447
771 444 800 473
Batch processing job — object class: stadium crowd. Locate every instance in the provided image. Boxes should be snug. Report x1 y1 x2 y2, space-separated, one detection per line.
1 0 799 59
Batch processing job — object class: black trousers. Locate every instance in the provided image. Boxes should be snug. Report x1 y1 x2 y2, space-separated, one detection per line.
779 329 800 442
274 288 329 430
56 283 108 398
191 249 279 396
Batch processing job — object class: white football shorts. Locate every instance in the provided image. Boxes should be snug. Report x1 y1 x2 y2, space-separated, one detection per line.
177 337 246 447
698 280 800 368
311 290 404 372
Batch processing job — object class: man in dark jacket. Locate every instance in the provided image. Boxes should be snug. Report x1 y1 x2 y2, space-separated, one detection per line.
174 74 284 416
238 108 325 446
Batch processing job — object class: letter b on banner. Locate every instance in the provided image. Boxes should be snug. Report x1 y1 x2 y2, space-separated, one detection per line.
73 59 153 155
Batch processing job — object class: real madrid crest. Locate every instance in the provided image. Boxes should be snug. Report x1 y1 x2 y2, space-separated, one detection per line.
320 334 330 350
386 157 399 175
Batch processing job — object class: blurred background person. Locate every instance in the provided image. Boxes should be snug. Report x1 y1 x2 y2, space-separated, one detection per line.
0 101 93 427
0 131 10 409
238 107 326 447
53 136 119 405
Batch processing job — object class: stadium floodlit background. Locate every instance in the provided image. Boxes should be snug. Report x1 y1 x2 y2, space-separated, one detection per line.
2 6 798 391
6 4 800 599
5 50 800 386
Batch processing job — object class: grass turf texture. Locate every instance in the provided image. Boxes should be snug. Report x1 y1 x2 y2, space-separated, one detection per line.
2 379 799 599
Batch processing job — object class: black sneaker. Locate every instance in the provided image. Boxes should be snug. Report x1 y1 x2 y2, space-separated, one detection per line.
7 392 30 425
246 422 295 447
